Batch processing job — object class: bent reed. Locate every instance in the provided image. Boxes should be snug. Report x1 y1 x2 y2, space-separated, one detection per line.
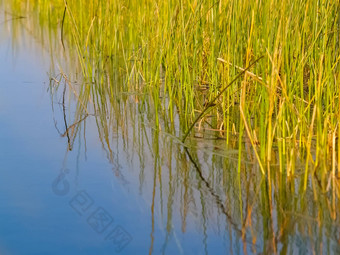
7 0 340 179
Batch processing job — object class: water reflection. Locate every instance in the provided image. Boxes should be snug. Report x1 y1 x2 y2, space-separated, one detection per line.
1 4 340 255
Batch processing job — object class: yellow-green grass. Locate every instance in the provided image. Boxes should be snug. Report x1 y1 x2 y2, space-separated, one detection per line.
5 0 340 179
3 3 340 250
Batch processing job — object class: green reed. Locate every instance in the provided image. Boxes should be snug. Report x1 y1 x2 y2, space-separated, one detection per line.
3 2 340 252
7 0 340 178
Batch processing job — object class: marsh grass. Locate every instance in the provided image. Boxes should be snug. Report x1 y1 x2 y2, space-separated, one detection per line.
7 0 340 179
3 2 340 252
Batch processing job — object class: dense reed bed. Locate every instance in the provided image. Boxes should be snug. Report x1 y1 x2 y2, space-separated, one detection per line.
2 1 340 253
7 0 340 178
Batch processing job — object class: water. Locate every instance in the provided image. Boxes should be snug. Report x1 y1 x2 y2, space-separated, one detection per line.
1 7 340 255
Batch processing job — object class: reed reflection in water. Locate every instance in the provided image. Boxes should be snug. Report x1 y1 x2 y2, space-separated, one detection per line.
1 3 340 254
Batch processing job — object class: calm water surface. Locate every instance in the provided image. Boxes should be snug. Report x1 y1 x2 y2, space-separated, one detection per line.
0 7 340 255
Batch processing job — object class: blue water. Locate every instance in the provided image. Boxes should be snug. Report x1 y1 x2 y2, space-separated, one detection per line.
0 12 235 255
0 15 139 255
1 7 340 255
